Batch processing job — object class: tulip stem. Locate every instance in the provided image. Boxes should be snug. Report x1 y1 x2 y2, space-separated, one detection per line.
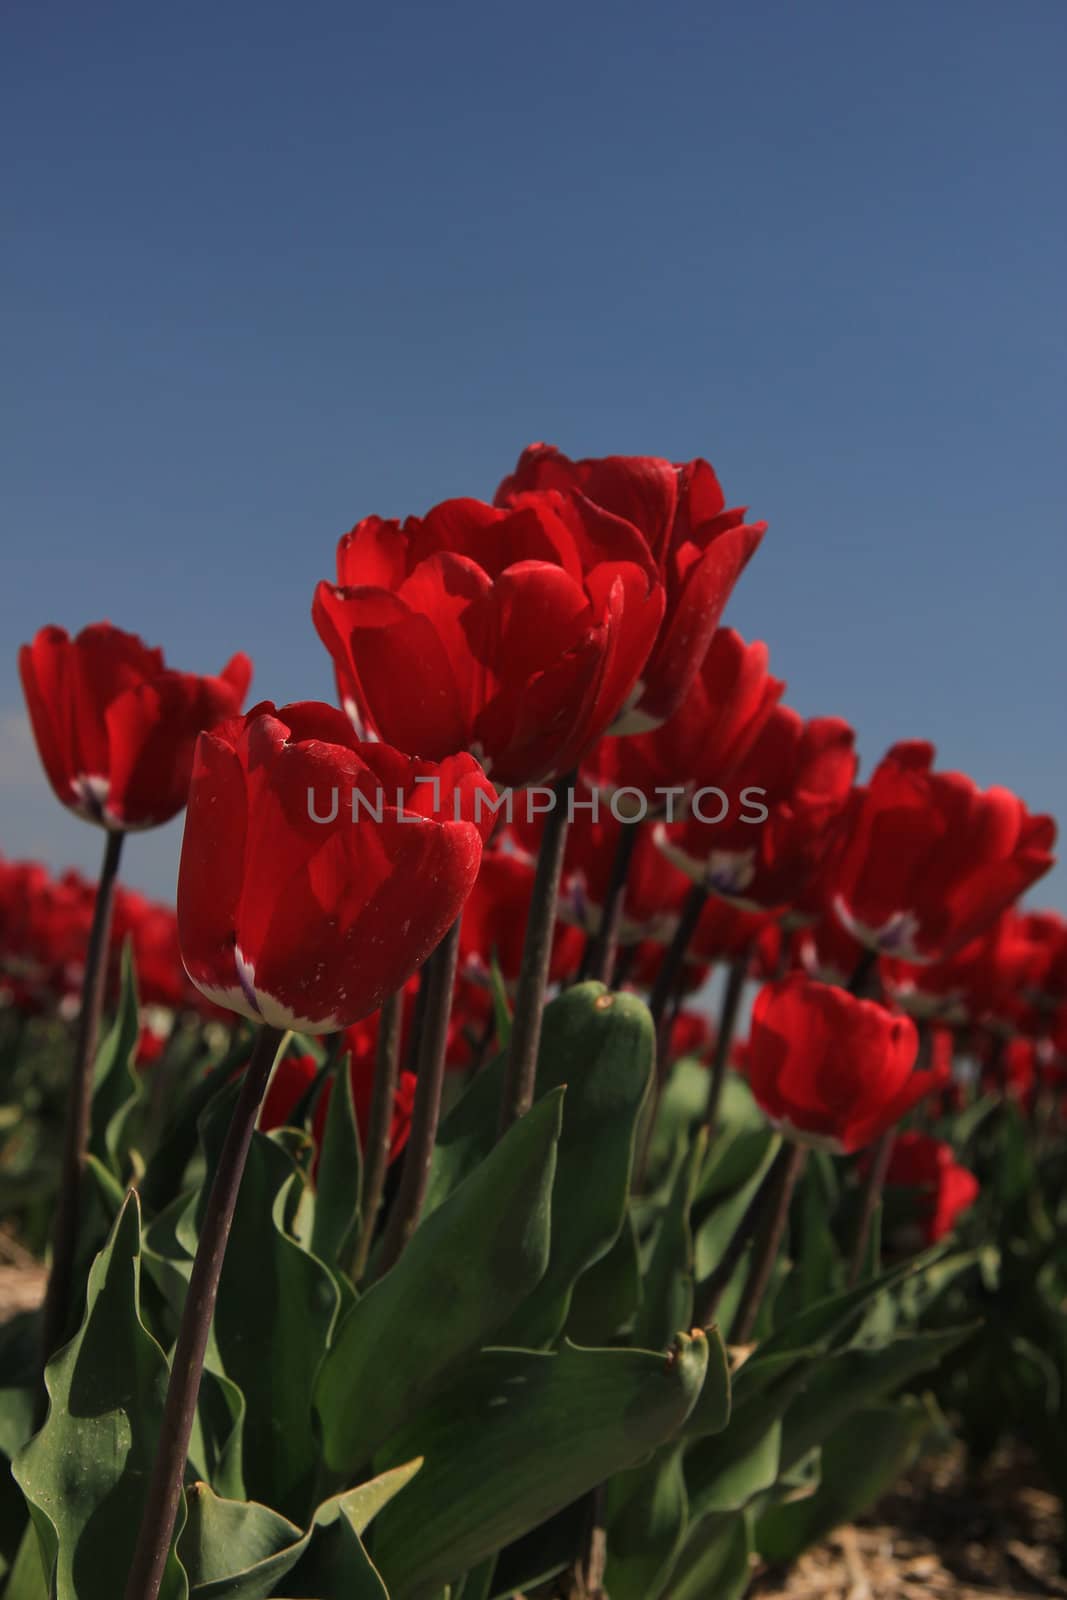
730 1142 807 1343
373 919 461 1278
696 1140 797 1328
353 989 403 1281
702 950 749 1136
847 1128 895 1285
124 1022 286 1600
498 773 574 1134
581 819 639 986
38 827 125 1403
649 883 708 1051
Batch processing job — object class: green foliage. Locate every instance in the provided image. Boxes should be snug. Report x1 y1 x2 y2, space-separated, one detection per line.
12 1194 188 1600
0 944 1033 1600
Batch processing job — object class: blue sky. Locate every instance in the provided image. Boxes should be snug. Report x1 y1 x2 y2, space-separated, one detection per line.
2 0 1065 909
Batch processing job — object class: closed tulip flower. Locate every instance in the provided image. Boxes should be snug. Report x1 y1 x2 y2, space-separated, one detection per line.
177 701 495 1032
19 622 252 830
496 445 765 730
879 1133 979 1245
313 492 665 788
747 975 921 1152
830 742 1056 963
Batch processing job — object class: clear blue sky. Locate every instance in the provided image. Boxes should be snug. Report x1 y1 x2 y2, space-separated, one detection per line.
2 0 1065 911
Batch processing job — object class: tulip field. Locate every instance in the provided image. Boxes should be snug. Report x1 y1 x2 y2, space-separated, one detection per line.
2 444 1066 1600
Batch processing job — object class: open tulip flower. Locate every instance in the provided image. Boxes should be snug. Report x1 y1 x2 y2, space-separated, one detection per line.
657 705 857 916
584 628 785 813
746 975 922 1152
177 700 496 1032
496 444 766 730
19 622 252 831
312 491 665 787
830 741 1056 963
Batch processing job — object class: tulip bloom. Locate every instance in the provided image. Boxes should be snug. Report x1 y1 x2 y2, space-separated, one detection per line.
177 701 495 1032
585 629 785 811
880 1133 979 1244
657 707 857 917
313 493 665 788
830 742 1056 964
746 976 921 1152
496 445 765 730
19 623 252 831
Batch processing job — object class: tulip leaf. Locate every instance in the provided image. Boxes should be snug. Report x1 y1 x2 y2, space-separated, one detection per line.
188 1367 246 1501
661 1509 753 1600
89 941 142 1174
198 1098 340 1521
429 983 654 1346
371 1333 709 1594
603 1443 688 1600
310 1056 362 1270
777 1323 976 1473
12 1192 188 1600
179 1485 303 1597
634 1130 706 1352
315 1089 563 1476
755 1401 930 1565
677 1325 731 1441
4 1521 49 1600
565 1209 642 1345
179 1465 415 1600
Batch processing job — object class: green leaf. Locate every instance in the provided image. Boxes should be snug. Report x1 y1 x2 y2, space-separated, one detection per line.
139 1028 254 1214
678 1326 731 1442
661 1508 753 1600
604 1444 688 1600
89 941 143 1174
777 1324 976 1474
179 1466 416 1600
3 1520 49 1600
12 1192 188 1600
564 1209 642 1345
634 1130 705 1352
198 1104 340 1521
687 1418 783 1518
310 1058 362 1270
316 1089 563 1477
188 1368 246 1501
427 984 653 1347
755 1401 930 1564
371 1333 709 1595
180 1485 303 1598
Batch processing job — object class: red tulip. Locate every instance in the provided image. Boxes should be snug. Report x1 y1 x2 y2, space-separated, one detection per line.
19 623 252 830
312 492 665 787
585 629 785 812
177 701 495 1033
496 445 765 729
746 975 921 1152
657 707 857 916
879 1133 979 1244
830 742 1056 963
